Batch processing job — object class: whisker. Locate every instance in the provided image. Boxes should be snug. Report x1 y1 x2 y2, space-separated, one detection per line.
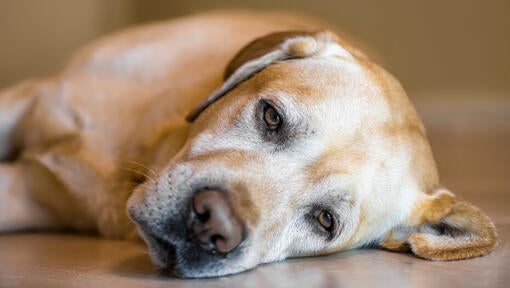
121 167 155 183
124 160 159 178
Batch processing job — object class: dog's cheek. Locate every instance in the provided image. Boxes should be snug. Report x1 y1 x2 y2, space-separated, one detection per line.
126 185 147 224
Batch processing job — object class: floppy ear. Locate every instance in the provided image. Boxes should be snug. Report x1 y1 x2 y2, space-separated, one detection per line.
381 188 498 260
186 30 353 122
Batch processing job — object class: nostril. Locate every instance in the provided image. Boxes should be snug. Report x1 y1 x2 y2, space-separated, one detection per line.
210 234 222 244
196 211 210 223
209 235 224 252
191 189 243 254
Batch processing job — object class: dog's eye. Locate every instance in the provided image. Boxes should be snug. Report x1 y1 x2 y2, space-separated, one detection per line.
316 210 334 231
263 105 281 130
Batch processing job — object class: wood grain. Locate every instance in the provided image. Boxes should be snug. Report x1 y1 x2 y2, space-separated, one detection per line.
1 98 509 287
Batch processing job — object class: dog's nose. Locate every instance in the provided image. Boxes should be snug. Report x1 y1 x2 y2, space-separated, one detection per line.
192 190 243 254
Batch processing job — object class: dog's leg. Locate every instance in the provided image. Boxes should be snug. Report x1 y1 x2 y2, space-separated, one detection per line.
0 163 60 232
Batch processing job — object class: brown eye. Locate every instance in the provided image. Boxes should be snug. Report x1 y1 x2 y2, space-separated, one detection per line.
263 106 281 129
317 210 334 230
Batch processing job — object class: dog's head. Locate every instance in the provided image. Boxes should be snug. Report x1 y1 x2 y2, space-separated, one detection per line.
127 31 497 278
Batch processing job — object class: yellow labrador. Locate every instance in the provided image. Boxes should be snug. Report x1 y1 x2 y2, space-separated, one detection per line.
0 11 497 278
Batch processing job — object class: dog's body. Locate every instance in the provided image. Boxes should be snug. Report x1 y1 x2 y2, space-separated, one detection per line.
0 11 497 278
0 11 319 237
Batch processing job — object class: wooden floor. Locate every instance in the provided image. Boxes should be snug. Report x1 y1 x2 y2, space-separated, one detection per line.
1 97 509 288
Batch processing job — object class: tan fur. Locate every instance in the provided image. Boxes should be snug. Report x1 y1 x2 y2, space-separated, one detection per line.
382 189 498 260
0 11 498 277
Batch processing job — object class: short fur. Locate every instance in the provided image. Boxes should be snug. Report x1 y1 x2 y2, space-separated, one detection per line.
0 11 497 278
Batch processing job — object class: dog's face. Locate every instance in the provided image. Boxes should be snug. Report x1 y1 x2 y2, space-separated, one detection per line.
127 31 497 278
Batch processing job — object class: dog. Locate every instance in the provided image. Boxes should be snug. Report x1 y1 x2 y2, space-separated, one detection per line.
0 11 497 278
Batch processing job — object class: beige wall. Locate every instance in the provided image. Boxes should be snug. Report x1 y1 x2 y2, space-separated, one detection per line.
1 0 509 99
0 0 133 88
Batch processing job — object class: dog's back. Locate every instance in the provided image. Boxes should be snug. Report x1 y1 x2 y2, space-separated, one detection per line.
0 11 328 237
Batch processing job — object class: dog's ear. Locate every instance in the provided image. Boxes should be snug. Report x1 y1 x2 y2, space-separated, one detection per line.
381 188 498 260
186 30 353 122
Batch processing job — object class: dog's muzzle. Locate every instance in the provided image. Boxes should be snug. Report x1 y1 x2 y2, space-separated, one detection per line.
132 186 247 276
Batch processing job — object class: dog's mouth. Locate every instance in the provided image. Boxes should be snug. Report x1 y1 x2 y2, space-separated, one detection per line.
145 232 177 269
127 169 253 277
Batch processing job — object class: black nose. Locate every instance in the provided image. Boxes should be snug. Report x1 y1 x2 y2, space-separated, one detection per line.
191 190 243 254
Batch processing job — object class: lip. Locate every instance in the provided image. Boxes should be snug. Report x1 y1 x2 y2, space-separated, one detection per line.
145 232 177 268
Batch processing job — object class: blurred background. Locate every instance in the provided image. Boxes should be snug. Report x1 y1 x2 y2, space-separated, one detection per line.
0 3 509 285
1 0 509 100
0 1 509 201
